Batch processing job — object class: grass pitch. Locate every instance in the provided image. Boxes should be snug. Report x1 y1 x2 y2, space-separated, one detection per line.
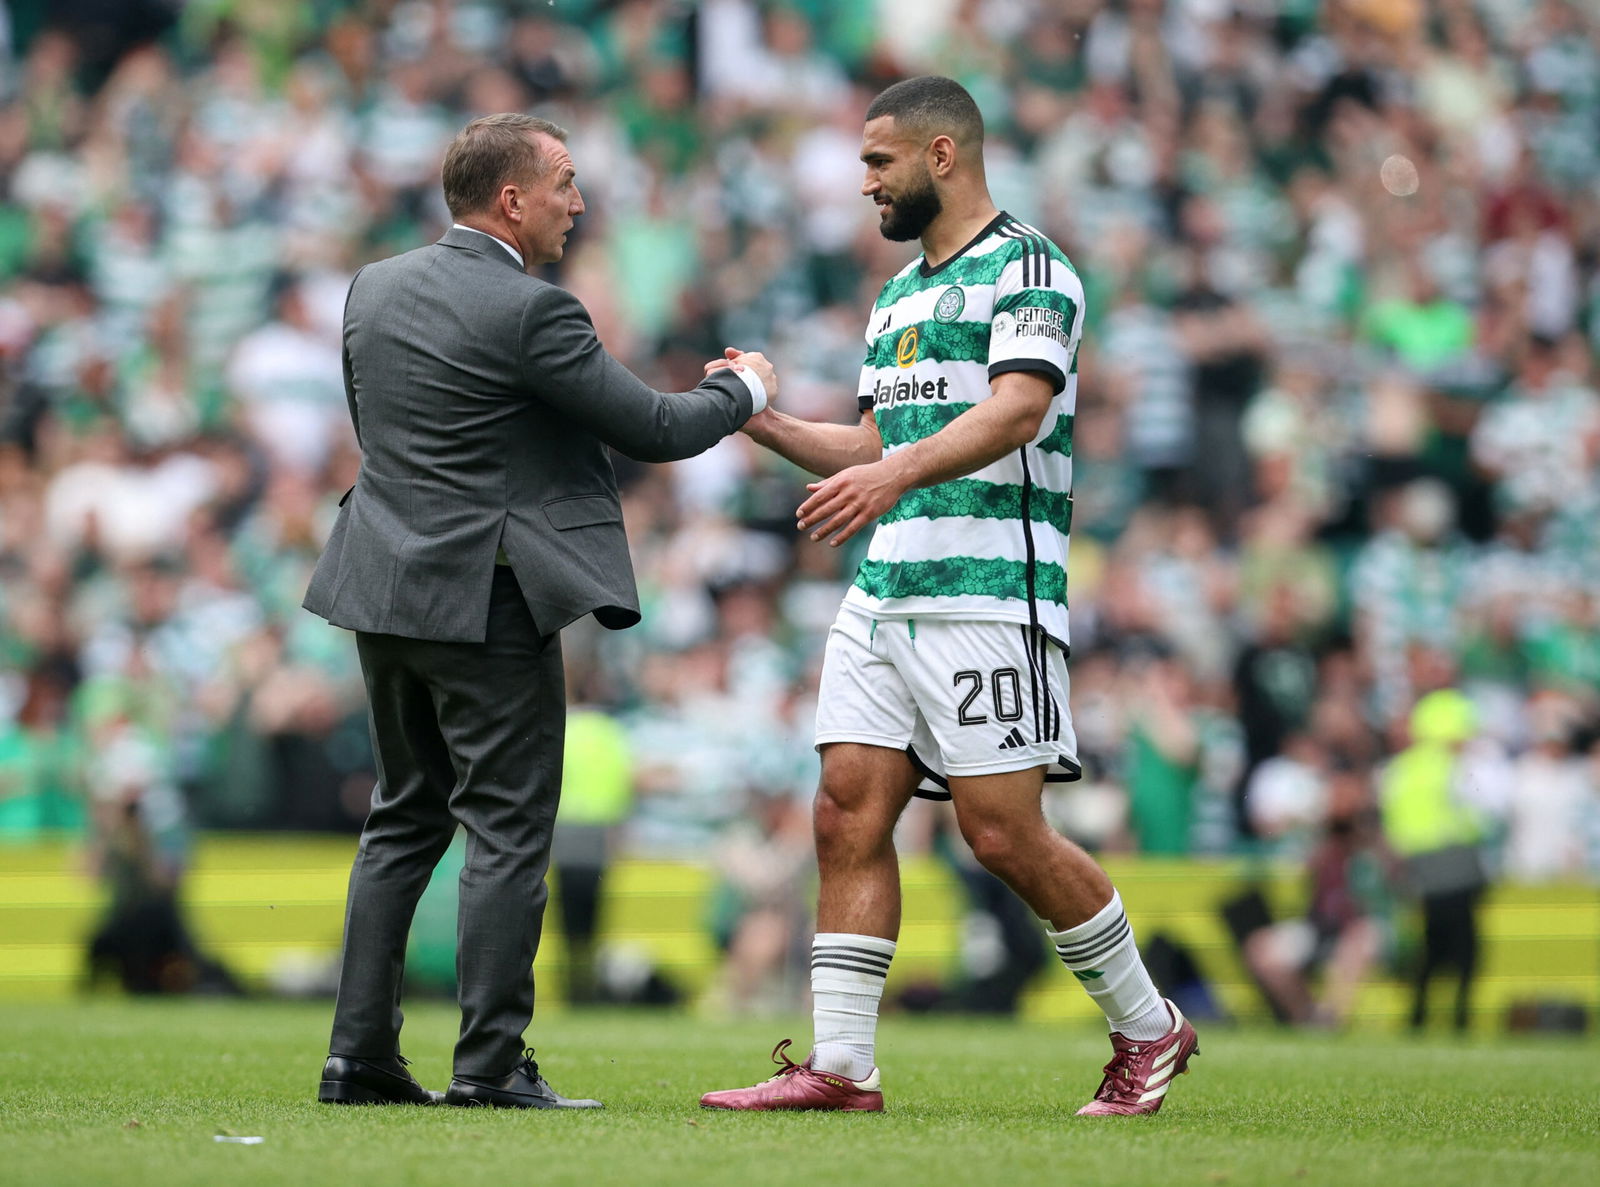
2 999 1595 1187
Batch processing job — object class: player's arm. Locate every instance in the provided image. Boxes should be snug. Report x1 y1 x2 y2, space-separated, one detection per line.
705 349 883 476
796 371 1053 546
876 370 1052 488
740 407 883 477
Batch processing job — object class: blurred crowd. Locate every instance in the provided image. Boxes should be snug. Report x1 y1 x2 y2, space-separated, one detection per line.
1 0 1599 949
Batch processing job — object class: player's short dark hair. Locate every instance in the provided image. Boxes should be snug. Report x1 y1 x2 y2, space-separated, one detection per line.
441 113 568 217
866 76 984 150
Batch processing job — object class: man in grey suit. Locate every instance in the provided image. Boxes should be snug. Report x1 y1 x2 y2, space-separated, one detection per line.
307 113 776 1109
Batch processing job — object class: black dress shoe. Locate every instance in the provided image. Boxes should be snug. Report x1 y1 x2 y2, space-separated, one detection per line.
318 1054 443 1105
444 1051 603 1109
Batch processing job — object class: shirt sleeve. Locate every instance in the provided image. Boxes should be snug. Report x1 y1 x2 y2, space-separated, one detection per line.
856 340 877 414
987 245 1084 396
732 365 768 415
857 294 888 413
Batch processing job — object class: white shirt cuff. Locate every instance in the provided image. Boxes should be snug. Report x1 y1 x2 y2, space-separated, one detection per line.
732 366 768 417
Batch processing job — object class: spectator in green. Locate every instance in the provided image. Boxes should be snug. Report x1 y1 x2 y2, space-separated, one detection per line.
177 0 321 86
1523 588 1600 697
1122 643 1202 855
1350 479 1474 729
1362 257 1474 373
0 661 83 838
615 62 702 176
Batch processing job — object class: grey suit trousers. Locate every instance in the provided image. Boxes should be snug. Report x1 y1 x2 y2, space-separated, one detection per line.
329 567 563 1076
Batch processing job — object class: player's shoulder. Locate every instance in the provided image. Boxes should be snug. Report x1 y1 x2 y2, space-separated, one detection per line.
991 215 1074 267
989 215 1081 292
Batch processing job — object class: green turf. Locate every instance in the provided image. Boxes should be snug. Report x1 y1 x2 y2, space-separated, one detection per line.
2 1000 1596 1187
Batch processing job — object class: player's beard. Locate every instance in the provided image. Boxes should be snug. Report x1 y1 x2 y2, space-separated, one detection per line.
878 169 942 242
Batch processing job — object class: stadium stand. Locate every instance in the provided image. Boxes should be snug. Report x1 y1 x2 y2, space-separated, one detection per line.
0 2 1597 1023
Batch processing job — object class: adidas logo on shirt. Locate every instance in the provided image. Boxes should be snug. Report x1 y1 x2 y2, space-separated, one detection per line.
997 727 1028 751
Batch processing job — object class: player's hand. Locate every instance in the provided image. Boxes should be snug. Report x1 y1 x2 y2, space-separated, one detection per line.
796 460 905 547
703 347 739 376
731 349 777 403
706 347 778 402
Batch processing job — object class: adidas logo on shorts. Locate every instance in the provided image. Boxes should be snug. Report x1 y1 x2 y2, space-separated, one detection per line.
997 727 1028 751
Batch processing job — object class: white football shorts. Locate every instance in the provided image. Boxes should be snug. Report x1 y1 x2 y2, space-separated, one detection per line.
814 605 1081 800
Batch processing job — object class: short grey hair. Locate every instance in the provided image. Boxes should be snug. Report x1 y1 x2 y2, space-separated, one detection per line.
441 113 568 217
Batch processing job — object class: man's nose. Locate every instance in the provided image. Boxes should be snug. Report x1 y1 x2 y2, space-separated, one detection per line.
571 184 585 215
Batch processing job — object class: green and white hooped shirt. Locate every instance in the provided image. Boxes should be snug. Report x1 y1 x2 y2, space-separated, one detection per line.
846 212 1083 648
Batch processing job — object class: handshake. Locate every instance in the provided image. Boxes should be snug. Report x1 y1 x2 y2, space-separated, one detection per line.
705 347 778 420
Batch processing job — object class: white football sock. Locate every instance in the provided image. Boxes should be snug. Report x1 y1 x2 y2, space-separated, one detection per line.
809 932 895 1080
1047 892 1170 1042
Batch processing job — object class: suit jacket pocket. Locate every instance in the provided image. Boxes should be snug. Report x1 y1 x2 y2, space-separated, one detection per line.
544 494 622 530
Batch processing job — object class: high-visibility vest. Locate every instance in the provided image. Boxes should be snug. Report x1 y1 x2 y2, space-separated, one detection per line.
1379 742 1483 857
558 708 632 827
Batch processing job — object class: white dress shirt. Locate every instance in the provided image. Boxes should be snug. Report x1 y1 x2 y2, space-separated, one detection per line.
451 223 524 268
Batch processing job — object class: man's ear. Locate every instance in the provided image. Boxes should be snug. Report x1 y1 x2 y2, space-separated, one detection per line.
501 184 522 221
928 135 957 178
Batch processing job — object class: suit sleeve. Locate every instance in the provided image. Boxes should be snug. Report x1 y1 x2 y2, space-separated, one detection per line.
518 284 753 463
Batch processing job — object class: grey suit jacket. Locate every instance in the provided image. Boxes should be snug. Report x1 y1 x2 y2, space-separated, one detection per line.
303 227 754 642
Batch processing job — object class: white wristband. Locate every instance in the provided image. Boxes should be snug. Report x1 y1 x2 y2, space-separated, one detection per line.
731 366 768 416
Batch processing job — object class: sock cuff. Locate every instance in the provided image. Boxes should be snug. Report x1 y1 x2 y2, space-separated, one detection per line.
1044 891 1121 943
813 933 897 956
1046 891 1129 968
812 933 895 982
